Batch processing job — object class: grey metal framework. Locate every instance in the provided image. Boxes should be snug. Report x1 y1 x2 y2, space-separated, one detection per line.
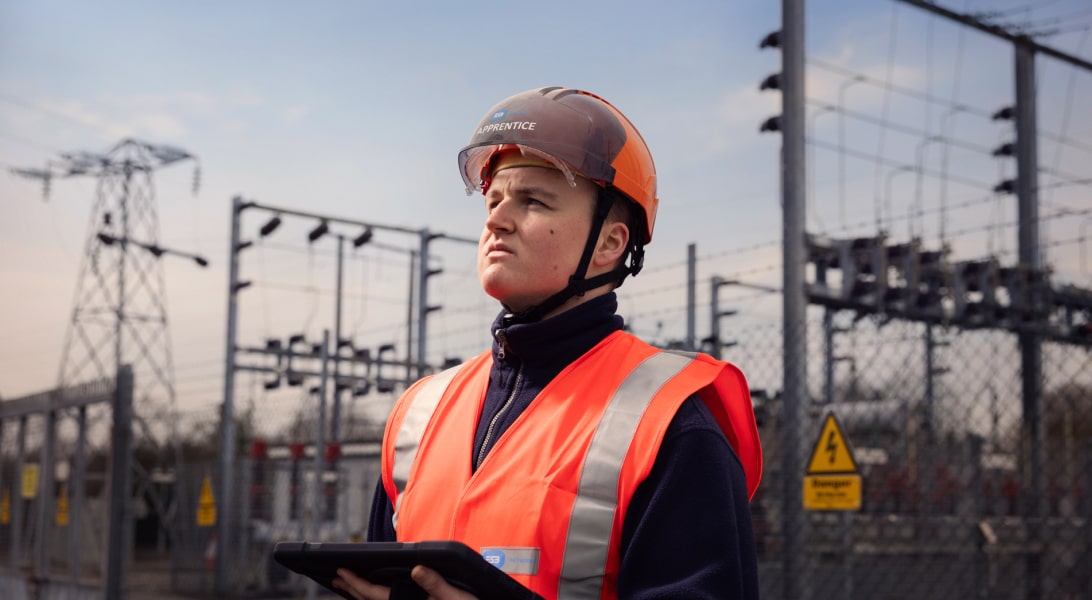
0 366 133 599
755 1 1092 598
215 196 477 594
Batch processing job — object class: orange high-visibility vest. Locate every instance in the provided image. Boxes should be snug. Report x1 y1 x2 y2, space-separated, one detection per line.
381 331 762 600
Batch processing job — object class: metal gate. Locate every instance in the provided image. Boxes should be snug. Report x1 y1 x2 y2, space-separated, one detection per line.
0 366 133 599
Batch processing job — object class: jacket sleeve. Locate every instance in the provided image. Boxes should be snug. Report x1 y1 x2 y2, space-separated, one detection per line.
618 395 759 599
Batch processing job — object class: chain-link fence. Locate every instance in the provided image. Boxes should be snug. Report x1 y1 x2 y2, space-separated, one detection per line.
166 443 383 597
0 369 133 600
160 294 1090 599
734 309 1091 600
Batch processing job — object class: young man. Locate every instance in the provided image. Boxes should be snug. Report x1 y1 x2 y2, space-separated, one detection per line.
334 86 762 600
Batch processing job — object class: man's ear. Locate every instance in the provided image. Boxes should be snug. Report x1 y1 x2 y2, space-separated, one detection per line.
593 221 629 268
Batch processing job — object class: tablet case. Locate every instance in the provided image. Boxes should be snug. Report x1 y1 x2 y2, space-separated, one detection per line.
272 540 544 600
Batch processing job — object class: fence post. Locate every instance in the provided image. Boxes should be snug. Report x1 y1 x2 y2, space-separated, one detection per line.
10 416 28 573
34 398 57 584
70 406 88 585
105 365 134 600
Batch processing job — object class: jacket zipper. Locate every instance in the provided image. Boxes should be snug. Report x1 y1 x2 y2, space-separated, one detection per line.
495 327 508 360
477 328 519 468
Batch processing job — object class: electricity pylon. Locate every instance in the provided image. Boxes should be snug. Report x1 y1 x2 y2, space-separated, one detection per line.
13 138 203 453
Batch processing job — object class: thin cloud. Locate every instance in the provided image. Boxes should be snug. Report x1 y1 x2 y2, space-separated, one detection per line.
280 105 309 123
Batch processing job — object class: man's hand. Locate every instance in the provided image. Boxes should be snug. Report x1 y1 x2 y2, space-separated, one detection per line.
331 566 478 600
409 565 479 599
331 568 390 600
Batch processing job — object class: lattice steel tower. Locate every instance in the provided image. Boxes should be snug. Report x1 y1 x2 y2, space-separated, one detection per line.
15 139 202 451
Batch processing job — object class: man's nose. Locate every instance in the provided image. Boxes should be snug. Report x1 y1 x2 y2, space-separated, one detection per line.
485 198 514 233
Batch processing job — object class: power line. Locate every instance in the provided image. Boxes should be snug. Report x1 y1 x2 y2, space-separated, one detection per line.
807 57 995 119
0 92 118 141
0 131 60 154
807 98 998 155
807 57 1092 153
897 0 1092 71
807 138 996 192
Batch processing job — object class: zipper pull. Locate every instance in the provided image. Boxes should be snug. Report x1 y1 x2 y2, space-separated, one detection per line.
494 328 508 360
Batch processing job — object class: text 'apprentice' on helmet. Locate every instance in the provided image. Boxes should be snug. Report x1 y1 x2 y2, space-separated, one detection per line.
457 86 659 244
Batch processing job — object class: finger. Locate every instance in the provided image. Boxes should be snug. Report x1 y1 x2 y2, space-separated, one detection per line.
411 565 477 600
332 568 391 600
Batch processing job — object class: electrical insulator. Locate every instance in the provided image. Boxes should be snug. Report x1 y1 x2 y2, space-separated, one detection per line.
806 233 838 300
285 335 308 387
915 247 951 318
952 259 1000 323
351 347 372 397
376 344 398 393
829 235 887 305
884 239 921 310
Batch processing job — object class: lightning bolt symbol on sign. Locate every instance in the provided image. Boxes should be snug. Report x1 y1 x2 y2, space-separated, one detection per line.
807 412 858 475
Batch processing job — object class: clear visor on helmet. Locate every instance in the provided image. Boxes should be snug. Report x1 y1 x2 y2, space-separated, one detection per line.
459 144 579 196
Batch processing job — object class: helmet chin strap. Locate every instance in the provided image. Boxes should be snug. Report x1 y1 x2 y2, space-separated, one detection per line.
503 189 644 325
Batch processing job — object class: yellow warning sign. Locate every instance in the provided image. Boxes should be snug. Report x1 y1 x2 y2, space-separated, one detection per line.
804 473 862 510
0 489 10 525
803 412 861 511
197 476 217 527
807 413 859 474
56 483 69 527
22 464 40 499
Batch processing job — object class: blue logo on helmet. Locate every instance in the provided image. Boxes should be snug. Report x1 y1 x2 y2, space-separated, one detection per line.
482 549 506 568
490 109 507 122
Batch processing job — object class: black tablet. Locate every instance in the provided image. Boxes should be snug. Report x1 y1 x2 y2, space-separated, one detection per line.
272 540 544 600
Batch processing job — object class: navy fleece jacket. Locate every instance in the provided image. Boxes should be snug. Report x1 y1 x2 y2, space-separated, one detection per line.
367 293 758 599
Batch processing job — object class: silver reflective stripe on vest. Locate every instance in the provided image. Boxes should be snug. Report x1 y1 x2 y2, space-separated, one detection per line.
558 351 693 599
391 363 465 528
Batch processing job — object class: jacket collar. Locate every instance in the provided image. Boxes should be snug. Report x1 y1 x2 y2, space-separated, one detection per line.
491 293 623 367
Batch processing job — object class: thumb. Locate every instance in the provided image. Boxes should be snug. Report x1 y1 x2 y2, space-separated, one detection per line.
411 565 475 600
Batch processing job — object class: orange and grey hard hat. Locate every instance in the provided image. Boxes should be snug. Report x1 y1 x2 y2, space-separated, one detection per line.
458 86 659 244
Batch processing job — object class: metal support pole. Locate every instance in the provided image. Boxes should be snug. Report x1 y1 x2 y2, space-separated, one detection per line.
70 406 87 585
416 230 434 379
35 406 57 583
328 238 345 526
921 324 938 515
238 454 252 597
11 416 27 572
216 196 245 594
332 236 345 443
924 324 936 434
116 164 131 384
781 0 810 599
686 243 696 350
314 333 330 534
406 249 417 384
105 365 134 600
307 331 331 600
710 276 722 360
823 309 834 406
969 436 991 596
1014 41 1046 600
823 308 853 596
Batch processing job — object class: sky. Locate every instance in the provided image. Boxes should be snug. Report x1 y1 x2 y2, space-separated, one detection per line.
2 0 1090 436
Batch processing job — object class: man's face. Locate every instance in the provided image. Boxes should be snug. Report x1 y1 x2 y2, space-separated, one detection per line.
477 166 599 314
